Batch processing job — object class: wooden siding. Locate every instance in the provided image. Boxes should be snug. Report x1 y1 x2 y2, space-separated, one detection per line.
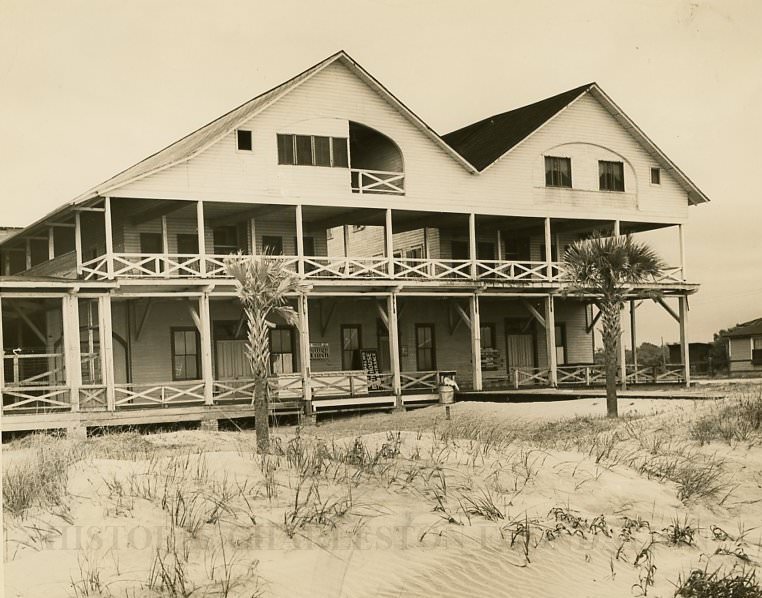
111 62 690 225
729 337 762 373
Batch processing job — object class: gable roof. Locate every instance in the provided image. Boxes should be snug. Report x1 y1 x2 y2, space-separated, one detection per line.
442 83 710 205
442 83 593 171
725 318 762 338
73 51 476 202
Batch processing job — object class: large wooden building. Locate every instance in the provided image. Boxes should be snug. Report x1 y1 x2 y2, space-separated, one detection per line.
0 52 708 436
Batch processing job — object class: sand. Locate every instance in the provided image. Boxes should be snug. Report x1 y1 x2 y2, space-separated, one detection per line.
3 394 761 597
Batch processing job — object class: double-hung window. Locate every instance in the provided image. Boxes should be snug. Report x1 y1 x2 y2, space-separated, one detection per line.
599 160 625 191
277 134 349 167
545 156 572 188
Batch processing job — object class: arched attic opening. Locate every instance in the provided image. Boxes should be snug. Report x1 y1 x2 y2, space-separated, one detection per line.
349 122 405 195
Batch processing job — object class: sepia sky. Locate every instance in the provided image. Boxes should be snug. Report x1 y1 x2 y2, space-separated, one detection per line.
1 0 760 346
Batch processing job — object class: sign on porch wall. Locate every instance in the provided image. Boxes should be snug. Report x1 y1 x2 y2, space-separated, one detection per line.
310 342 329 360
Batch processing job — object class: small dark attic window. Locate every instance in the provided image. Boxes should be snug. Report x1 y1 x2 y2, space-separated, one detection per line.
237 130 253 151
651 167 661 184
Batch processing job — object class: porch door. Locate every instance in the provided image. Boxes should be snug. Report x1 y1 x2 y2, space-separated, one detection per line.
216 340 250 379
505 318 535 370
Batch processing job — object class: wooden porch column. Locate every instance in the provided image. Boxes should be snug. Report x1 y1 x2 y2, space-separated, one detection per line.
468 213 477 278
613 219 620 237
679 295 691 387
612 220 627 389
630 299 638 383
295 205 305 276
199 293 214 405
104 197 114 279
197 201 207 276
0 297 5 394
385 208 394 277
470 294 483 391
75 211 83 275
387 293 402 408
249 217 257 255
544 217 552 280
545 294 558 386
161 216 170 278
298 294 313 420
679 224 687 281
98 294 116 411
48 228 55 261
62 294 82 411
25 238 31 271
496 229 503 261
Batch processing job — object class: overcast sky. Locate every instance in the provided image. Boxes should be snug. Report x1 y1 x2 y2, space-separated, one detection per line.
1 0 760 346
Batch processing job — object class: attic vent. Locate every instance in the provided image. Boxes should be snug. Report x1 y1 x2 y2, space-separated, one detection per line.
237 130 253 151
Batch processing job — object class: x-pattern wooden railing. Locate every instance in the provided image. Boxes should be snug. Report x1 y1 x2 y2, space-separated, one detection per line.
113 381 205 409
79 385 108 410
351 169 405 195
393 258 472 280
81 255 109 280
400 370 440 391
303 256 390 278
2 386 70 412
477 260 557 282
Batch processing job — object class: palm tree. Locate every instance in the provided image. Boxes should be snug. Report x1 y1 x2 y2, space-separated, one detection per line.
225 252 308 453
562 233 664 418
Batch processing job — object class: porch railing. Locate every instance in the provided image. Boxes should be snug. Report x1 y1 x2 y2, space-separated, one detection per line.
113 381 205 409
393 258 472 280
351 169 405 195
2 386 71 412
303 256 389 279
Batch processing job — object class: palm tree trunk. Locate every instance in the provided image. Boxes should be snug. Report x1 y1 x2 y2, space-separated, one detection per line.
600 301 621 418
254 377 270 453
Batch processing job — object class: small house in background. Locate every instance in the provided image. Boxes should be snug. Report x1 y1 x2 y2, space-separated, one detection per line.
667 342 712 375
724 319 762 375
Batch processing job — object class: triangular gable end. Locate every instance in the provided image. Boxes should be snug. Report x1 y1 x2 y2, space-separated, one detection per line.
455 84 709 206
77 51 477 201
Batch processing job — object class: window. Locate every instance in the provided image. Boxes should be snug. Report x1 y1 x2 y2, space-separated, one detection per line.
171 328 200 381
237 130 252 151
753 337 762 365
213 226 242 255
176 234 199 254
341 325 362 370
262 235 283 255
415 324 436 371
270 327 295 374
276 134 349 167
477 242 495 260
651 167 661 185
554 323 567 366
545 156 572 188
140 232 162 254
599 160 625 191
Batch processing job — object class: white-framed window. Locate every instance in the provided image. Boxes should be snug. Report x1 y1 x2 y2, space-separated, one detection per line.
236 130 252 151
545 156 572 188
599 160 625 191
276 134 349 167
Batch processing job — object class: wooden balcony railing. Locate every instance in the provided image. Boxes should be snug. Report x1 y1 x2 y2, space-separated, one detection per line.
77 252 686 287
350 169 405 195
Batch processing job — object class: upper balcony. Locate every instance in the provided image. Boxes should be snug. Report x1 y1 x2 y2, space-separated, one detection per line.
348 122 404 196
37 202 689 293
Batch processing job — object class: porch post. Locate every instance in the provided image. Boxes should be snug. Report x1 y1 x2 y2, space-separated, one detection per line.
249 217 257 255
387 293 402 408
544 217 552 280
496 229 503 261
48 228 55 261
199 293 214 405
0 297 5 395
613 219 620 237
545 294 558 386
62 294 82 411
98 294 115 411
679 295 691 387
468 213 477 278
25 238 31 271
385 208 394 278
295 204 305 276
470 294 483 391
74 211 83 275
197 201 207 276
161 216 169 278
630 299 638 383
619 309 627 390
678 224 687 281
104 197 114 279
298 294 313 421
